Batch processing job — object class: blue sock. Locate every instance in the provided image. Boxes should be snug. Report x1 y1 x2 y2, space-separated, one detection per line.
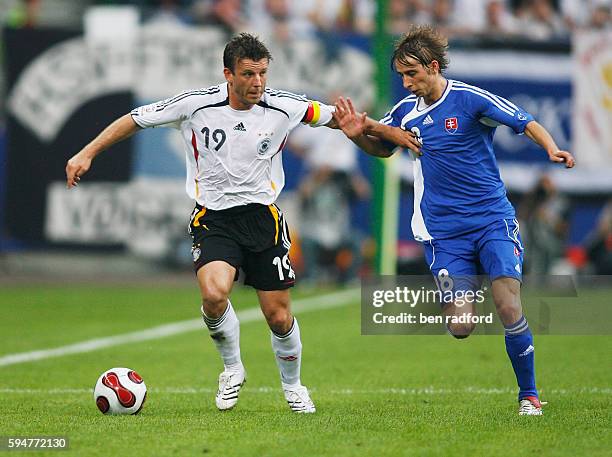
504 315 538 401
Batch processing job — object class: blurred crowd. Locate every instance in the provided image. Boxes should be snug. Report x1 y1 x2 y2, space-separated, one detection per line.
385 0 611 40
1 0 610 283
518 177 612 276
1 0 610 40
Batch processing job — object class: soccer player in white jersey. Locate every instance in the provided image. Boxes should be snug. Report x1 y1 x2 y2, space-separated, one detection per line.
65 33 410 414
332 25 575 416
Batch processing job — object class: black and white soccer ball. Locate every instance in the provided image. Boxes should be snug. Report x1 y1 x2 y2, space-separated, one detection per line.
94 367 147 415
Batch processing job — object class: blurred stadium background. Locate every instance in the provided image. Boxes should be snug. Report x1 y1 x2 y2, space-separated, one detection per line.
0 0 611 283
0 2 610 455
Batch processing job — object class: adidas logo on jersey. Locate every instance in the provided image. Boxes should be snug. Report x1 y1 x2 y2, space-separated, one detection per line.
233 122 246 132
423 115 433 125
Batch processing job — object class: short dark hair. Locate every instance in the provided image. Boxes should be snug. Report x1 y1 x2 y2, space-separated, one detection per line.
392 25 449 73
223 33 272 73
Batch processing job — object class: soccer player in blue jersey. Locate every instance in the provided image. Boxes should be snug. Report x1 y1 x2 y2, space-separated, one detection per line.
333 25 575 415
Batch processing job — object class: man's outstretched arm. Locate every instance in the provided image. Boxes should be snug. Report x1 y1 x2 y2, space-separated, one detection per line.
524 120 575 168
333 97 422 157
334 105 395 157
65 114 141 188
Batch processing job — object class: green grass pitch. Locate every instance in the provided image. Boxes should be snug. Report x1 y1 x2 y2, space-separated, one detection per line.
0 283 610 456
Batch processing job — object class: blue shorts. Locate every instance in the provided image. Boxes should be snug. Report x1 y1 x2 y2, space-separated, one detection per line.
423 218 524 293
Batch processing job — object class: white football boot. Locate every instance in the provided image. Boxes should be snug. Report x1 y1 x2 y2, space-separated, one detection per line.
283 384 316 413
215 366 246 411
518 396 546 416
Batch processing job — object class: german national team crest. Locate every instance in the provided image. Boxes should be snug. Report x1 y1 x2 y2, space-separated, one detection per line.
445 117 458 134
257 137 272 155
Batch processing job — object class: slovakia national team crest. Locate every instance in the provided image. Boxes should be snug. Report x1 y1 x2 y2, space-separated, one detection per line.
445 117 458 134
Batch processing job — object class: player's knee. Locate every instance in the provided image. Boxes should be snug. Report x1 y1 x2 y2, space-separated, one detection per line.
447 322 475 339
495 302 521 324
265 308 292 334
201 285 230 317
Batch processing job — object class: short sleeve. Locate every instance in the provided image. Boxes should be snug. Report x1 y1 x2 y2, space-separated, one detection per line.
262 88 334 130
379 105 403 128
469 89 534 134
301 100 335 128
130 91 194 129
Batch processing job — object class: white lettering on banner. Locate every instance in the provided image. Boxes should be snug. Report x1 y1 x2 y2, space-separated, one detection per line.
45 184 129 243
45 181 192 257
573 30 612 166
8 24 373 143
7 37 131 142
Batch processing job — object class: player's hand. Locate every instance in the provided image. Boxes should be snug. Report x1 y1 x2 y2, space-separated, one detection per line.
65 152 93 188
333 96 367 139
386 128 422 156
548 150 575 168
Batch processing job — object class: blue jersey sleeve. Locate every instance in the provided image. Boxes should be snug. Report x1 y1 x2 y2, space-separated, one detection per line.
379 98 410 127
466 87 534 134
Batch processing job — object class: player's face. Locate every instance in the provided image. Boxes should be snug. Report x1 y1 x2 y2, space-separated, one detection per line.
394 57 438 100
225 58 269 110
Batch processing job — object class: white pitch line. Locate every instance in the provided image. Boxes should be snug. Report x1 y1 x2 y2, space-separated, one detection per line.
0 386 609 395
0 288 359 368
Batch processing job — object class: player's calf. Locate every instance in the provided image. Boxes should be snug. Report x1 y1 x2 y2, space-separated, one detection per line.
491 276 523 326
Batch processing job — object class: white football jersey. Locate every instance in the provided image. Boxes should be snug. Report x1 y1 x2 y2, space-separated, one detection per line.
130 83 334 210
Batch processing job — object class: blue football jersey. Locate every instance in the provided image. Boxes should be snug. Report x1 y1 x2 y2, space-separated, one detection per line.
380 79 534 241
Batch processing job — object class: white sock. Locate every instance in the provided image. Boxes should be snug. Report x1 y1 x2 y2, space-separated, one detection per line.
201 300 242 369
271 318 302 387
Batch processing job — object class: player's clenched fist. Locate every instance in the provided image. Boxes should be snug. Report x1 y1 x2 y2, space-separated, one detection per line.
548 150 575 168
65 152 92 188
63 114 141 189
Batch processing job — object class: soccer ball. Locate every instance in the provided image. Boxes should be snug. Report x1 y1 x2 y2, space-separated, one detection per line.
93 367 147 415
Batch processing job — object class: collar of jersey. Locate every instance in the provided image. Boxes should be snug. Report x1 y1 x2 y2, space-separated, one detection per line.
415 79 451 112
227 103 261 115
401 80 453 129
